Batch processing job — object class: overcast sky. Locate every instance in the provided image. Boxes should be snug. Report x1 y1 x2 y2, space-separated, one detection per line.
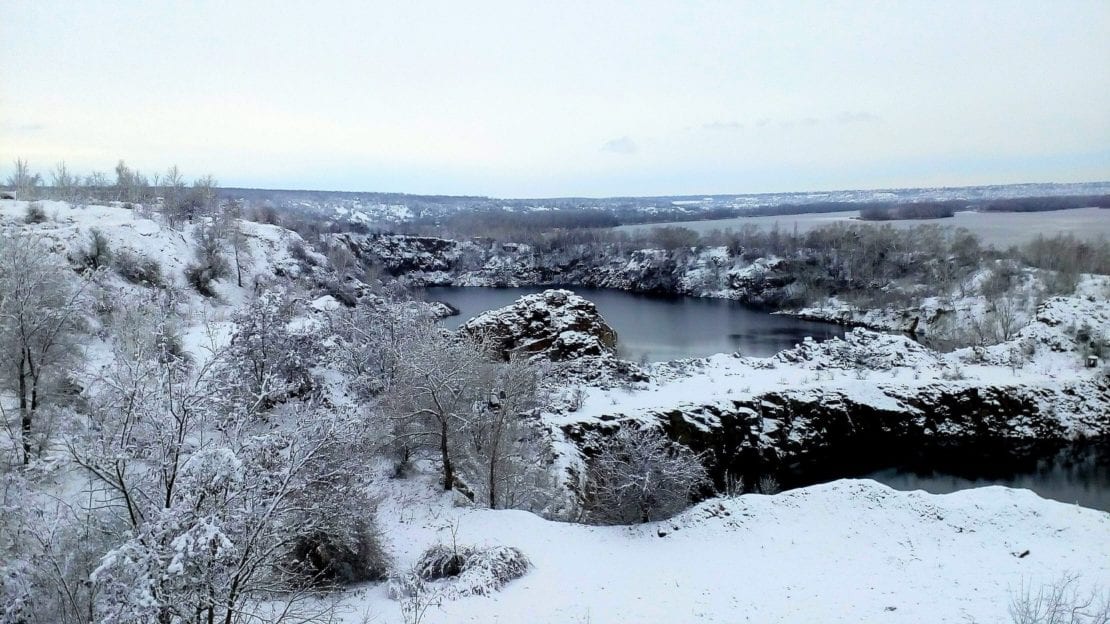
2 1 1108 197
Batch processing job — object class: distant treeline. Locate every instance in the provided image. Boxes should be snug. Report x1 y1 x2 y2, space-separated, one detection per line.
858 201 959 221
406 207 620 238
978 194 1110 212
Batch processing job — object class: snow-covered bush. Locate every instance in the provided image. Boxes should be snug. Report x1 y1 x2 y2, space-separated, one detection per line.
71 227 112 271
285 515 389 587
390 544 531 600
23 202 46 223
581 427 709 524
185 225 231 297
69 320 381 623
112 249 163 286
184 262 220 296
287 238 317 266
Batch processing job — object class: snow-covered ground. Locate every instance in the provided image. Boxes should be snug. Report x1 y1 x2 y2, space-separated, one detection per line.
4 199 1106 624
341 475 1110 624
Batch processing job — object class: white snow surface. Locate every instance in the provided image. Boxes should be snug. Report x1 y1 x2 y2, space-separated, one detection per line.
343 475 1110 624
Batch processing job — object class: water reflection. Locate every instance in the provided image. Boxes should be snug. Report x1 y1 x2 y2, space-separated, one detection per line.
855 442 1110 511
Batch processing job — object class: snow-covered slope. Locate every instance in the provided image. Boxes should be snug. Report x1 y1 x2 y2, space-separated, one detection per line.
346 477 1109 624
0 199 315 306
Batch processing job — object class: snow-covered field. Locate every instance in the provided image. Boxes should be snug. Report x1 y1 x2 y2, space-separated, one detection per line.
617 207 1110 247
341 476 1110 624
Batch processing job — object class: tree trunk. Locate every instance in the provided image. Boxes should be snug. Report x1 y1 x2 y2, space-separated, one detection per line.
488 435 500 509
18 350 31 464
234 241 243 288
440 419 453 491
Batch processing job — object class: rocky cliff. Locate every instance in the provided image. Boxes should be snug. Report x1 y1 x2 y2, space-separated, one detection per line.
460 289 618 361
550 295 1110 487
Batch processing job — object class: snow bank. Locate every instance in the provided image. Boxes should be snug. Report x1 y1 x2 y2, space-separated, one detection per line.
347 478 1110 624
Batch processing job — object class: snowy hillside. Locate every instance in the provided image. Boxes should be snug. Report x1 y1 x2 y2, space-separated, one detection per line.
343 476 1110 624
0 199 314 303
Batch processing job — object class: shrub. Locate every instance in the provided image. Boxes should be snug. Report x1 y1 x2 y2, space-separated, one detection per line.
287 239 317 266
24 202 47 223
390 544 531 600
186 229 231 296
582 427 708 524
74 228 112 271
414 544 467 580
323 278 359 307
185 263 220 297
286 519 388 587
113 250 164 286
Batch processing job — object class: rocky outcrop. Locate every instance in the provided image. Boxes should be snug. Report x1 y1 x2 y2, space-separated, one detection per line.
334 233 473 276
460 289 618 361
556 296 1110 490
562 376 1110 489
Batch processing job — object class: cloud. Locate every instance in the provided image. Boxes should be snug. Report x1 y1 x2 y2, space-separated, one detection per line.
701 121 743 131
600 136 638 154
833 111 881 124
0 121 46 134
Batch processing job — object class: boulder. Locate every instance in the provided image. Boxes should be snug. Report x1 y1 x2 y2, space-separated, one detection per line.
460 289 618 361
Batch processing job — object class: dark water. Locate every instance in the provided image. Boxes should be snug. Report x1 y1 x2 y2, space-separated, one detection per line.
791 440 1110 512
422 286 846 361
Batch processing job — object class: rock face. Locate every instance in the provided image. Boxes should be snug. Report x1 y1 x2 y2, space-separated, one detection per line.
334 233 468 276
460 289 618 361
557 295 1110 489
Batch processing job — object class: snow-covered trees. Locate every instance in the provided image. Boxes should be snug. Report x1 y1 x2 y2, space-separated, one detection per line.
328 302 553 509
383 324 488 492
382 325 552 505
0 233 88 464
216 290 321 415
460 354 551 510
581 427 708 524
71 312 384 623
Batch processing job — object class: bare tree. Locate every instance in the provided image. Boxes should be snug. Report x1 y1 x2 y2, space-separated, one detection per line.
161 165 186 227
384 326 487 492
6 158 42 199
1009 573 1110 624
223 199 252 287
0 233 88 464
50 161 78 203
461 354 550 510
582 427 708 524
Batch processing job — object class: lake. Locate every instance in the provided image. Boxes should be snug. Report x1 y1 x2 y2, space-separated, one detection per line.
616 207 1110 248
422 286 846 361
789 440 1110 512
